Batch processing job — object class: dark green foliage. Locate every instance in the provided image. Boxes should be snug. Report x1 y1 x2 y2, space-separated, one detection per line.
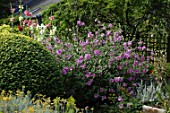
166 63 170 78
0 15 19 26
42 0 119 37
0 17 10 26
0 0 10 19
42 0 170 44
0 33 60 98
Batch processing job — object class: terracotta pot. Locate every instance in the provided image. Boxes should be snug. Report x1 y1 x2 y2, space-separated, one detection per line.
142 105 166 113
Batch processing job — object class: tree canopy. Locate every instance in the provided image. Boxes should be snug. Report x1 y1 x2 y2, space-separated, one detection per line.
0 0 11 19
42 0 170 41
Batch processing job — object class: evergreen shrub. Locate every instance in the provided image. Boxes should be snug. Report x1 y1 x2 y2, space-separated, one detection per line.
0 32 60 98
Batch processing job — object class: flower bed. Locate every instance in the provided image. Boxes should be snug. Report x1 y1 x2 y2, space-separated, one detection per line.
0 1 170 112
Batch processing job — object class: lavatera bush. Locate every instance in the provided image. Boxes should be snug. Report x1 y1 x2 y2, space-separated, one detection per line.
47 20 154 108
0 32 60 98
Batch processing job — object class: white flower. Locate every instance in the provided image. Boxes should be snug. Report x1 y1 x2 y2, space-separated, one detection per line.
40 29 45 35
19 5 24 9
54 44 58 48
101 33 105 37
29 26 33 31
36 25 42 31
19 16 23 21
36 24 40 29
50 30 55 36
37 37 42 42
50 30 53 35
52 26 57 32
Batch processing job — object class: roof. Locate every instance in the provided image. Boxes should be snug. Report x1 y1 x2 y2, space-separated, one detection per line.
14 0 61 17
29 0 61 17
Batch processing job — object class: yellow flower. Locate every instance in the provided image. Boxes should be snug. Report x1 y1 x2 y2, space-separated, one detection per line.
8 95 13 100
2 97 8 101
90 107 94 111
14 110 18 113
1 90 5 96
67 96 75 104
28 106 35 113
67 96 76 108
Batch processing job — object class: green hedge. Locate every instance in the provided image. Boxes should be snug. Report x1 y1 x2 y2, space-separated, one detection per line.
42 0 120 37
0 32 60 97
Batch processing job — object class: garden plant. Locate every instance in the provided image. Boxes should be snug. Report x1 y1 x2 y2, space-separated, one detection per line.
0 32 61 98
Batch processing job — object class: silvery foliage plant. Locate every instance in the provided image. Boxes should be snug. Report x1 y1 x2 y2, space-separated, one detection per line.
136 80 169 103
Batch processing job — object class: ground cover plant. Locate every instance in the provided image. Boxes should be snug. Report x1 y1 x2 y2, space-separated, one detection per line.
0 88 94 113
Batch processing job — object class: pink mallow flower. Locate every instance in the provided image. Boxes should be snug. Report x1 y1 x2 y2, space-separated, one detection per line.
114 77 123 83
56 49 62 55
80 63 86 69
23 19 28 25
62 67 69 75
88 32 94 38
27 20 32 26
106 30 111 36
102 96 106 101
76 55 84 65
109 23 113 28
46 23 51 29
117 36 122 42
94 94 99 98
86 79 93 86
85 72 91 78
123 83 127 87
24 10 32 17
118 96 123 102
85 54 91 60
94 50 100 55
77 20 85 26
109 78 114 83
129 90 134 96
10 8 15 13
109 88 115 93
76 59 83 65
49 16 55 20
119 104 123 109
128 41 132 46
10 18 14 22
100 87 104 92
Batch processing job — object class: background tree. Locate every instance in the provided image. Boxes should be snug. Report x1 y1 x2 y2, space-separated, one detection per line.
42 0 170 61
0 0 11 19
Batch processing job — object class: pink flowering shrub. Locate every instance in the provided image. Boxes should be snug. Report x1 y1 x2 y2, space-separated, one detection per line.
42 20 154 108
9 7 154 108
7 2 155 111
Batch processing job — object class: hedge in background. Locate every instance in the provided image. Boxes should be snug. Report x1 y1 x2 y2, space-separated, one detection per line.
0 33 60 98
42 0 169 45
42 0 118 37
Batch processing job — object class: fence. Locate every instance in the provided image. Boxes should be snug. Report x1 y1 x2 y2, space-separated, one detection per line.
32 14 169 62
124 33 168 62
